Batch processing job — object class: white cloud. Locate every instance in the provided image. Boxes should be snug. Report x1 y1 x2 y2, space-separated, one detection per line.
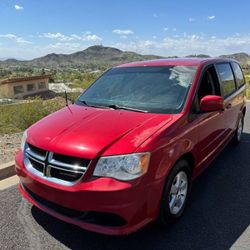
85 34 102 41
189 17 196 22
16 37 32 44
0 34 17 39
112 29 134 35
208 15 216 20
70 34 82 40
111 33 250 57
40 32 102 42
163 27 169 31
41 32 71 41
0 33 32 44
3 32 250 60
0 42 88 59
172 28 177 32
14 5 23 10
46 42 83 51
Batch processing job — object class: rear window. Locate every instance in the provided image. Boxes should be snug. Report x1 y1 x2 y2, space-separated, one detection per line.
231 62 245 87
216 63 236 97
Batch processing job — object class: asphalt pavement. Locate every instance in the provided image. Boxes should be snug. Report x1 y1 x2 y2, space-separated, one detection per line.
0 104 250 250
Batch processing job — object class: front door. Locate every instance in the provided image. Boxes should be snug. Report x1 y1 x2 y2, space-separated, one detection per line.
192 65 228 172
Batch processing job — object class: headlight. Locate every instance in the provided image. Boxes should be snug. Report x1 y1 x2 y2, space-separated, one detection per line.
21 130 27 151
93 153 150 181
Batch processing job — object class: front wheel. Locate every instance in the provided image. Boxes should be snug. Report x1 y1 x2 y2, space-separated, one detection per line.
158 160 191 225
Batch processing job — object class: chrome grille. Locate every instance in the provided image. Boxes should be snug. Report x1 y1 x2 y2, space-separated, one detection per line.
24 143 91 186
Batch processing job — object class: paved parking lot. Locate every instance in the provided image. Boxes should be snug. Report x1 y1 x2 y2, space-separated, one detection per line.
0 104 249 250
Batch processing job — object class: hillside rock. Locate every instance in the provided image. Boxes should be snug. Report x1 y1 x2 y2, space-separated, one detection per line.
219 52 250 64
0 45 162 69
0 46 249 69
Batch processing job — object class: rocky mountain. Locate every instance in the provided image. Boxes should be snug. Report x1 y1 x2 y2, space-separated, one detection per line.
219 52 250 65
185 54 210 58
0 45 250 69
0 46 162 69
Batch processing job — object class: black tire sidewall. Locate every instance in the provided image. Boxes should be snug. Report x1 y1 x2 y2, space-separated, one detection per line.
158 159 192 225
234 116 244 144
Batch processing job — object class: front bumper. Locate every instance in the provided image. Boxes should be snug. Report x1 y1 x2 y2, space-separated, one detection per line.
15 150 163 235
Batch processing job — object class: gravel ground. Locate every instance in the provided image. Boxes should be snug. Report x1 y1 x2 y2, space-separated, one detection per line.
0 133 23 164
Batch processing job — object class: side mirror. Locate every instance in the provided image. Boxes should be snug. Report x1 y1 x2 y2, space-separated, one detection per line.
200 95 224 112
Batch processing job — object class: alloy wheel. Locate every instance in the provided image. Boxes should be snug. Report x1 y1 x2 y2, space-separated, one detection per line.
169 171 188 215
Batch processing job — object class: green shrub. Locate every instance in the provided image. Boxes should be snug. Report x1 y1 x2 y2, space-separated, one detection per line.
0 97 64 134
67 72 102 90
57 91 82 103
246 85 250 99
245 74 250 99
68 92 82 102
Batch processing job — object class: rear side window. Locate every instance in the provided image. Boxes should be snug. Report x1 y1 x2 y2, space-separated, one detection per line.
216 63 236 97
231 62 245 87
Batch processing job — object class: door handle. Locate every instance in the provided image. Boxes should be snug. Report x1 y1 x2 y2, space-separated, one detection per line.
226 103 232 109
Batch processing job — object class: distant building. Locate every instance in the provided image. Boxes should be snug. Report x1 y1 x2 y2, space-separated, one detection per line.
0 75 50 99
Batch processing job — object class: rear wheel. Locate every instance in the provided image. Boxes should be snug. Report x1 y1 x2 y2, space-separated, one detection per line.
234 116 244 144
158 160 191 225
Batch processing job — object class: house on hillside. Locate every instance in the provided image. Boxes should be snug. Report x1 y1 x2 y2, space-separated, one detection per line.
0 75 50 99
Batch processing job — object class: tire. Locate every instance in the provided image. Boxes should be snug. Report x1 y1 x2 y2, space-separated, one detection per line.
158 159 192 225
233 116 244 144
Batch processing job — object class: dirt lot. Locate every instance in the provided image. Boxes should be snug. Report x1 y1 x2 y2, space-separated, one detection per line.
0 133 23 164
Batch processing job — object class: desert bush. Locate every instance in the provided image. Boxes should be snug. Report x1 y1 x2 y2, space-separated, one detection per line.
246 88 250 99
0 97 64 134
244 74 250 99
68 72 102 90
57 91 82 103
68 92 82 102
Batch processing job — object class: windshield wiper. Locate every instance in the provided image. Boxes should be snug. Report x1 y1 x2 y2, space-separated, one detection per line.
108 104 148 113
79 100 148 113
78 100 109 109
78 100 90 106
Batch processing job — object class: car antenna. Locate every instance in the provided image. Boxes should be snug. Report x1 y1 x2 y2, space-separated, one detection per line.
65 90 69 106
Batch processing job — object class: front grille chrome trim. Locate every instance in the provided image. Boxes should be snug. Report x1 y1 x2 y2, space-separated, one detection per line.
26 147 47 161
24 143 91 186
48 156 87 173
25 153 45 166
47 164 86 174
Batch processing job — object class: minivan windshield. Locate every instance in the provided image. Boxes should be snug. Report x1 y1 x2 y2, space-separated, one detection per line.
76 66 197 114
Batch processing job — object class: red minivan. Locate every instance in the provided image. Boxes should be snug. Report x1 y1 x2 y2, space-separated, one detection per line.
15 58 246 235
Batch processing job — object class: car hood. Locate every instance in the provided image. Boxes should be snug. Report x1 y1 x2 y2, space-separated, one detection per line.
27 104 173 159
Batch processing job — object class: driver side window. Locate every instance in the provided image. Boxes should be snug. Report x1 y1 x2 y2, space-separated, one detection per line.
198 71 214 101
194 65 221 112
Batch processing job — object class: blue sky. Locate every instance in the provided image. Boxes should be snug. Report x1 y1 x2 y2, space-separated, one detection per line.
0 0 250 59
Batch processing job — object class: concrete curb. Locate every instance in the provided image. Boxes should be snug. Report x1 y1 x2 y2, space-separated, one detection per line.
0 161 15 181
0 175 19 190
